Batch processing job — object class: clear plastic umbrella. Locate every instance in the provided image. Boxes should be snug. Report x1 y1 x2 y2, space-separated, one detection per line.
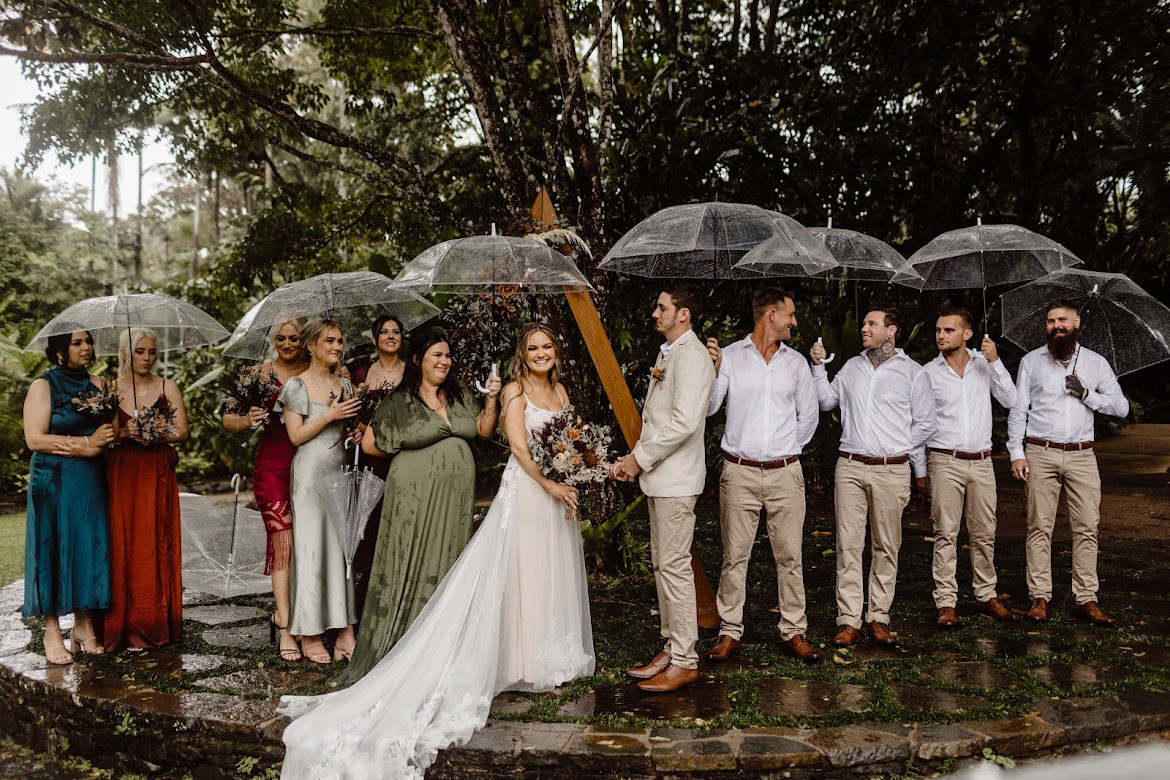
1000 269 1170 377
390 229 594 294
602 202 835 280
222 271 440 360
901 220 1083 289
25 293 230 355
179 476 270 598
803 219 916 282
325 444 386 579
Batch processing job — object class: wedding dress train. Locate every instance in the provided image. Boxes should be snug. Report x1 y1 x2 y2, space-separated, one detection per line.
279 399 594 779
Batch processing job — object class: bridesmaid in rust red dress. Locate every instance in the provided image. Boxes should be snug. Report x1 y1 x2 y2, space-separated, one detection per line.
222 318 307 662
103 327 188 652
348 315 405 621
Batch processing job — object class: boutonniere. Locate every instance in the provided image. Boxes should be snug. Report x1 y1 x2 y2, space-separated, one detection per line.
651 367 666 381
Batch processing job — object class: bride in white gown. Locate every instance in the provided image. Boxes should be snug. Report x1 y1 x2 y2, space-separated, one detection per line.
279 323 595 780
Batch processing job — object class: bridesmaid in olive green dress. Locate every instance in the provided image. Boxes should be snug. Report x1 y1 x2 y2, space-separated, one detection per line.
334 330 501 685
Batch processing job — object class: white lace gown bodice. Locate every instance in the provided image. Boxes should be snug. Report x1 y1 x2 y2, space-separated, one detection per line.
279 397 595 780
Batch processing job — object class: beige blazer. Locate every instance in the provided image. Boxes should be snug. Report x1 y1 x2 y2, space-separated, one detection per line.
632 328 716 497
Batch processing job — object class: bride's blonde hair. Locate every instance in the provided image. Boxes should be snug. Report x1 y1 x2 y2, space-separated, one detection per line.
510 322 563 387
117 327 160 378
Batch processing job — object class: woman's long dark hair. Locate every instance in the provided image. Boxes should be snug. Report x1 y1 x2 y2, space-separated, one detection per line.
397 329 466 405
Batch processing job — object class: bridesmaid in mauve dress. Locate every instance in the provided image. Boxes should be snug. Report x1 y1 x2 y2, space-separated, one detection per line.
347 314 405 621
281 318 361 664
22 330 115 664
102 327 189 652
332 329 500 686
222 318 307 662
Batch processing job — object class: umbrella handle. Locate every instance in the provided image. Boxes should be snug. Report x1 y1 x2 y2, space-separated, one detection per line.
474 362 500 394
227 473 242 567
816 337 836 365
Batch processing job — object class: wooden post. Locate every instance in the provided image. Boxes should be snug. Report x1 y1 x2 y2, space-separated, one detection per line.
531 189 718 629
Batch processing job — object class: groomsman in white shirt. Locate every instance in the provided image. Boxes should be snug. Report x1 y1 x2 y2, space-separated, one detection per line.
922 308 1017 628
811 304 937 647
1007 300 1128 626
704 288 820 663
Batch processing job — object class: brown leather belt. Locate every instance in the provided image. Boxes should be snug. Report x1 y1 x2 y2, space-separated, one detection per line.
723 453 800 469
838 451 910 466
1026 437 1095 451
929 447 992 460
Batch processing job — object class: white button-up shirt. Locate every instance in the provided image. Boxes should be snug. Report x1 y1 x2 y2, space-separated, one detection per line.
923 349 1017 453
812 349 938 477
1006 344 1128 461
707 336 818 460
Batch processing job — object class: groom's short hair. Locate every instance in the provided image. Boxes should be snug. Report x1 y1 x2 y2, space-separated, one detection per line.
663 282 703 323
752 287 793 322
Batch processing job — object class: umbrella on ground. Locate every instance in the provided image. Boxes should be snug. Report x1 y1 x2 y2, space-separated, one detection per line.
601 202 835 280
180 476 270 598
325 444 386 580
898 219 1084 333
25 292 230 356
1000 268 1170 377
222 271 440 360
390 226 595 293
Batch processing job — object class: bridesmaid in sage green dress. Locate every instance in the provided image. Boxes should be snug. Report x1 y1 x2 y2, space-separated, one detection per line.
281 318 362 664
334 330 500 685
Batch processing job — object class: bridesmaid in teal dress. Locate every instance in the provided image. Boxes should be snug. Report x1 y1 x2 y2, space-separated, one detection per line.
280 318 362 664
22 330 116 664
333 329 500 685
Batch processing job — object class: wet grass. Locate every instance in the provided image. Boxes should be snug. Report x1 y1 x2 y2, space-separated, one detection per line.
0 511 23 587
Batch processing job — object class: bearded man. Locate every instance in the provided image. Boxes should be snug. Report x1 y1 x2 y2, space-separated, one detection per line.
1007 300 1129 626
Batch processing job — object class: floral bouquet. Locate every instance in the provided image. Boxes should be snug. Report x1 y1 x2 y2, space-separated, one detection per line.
71 377 119 423
136 395 177 444
223 365 281 419
355 380 394 426
527 406 613 487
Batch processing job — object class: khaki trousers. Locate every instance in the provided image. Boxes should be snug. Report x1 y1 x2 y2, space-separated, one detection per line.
648 495 700 669
1025 445 1102 605
716 461 808 641
928 453 999 607
834 457 911 628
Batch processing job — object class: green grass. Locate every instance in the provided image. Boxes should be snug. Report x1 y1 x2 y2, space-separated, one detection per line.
0 511 24 586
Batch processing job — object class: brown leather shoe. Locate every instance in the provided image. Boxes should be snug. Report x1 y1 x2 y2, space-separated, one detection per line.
786 634 820 662
975 597 1019 622
832 625 861 647
707 635 741 661
1027 598 1049 622
1073 601 1116 626
937 607 958 628
637 664 700 692
627 650 670 679
868 621 897 646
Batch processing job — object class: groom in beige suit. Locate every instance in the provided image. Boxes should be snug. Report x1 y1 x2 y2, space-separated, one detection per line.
612 283 715 692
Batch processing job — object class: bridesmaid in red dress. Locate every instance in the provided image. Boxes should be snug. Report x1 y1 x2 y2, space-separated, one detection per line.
348 315 405 621
103 328 189 651
222 318 306 662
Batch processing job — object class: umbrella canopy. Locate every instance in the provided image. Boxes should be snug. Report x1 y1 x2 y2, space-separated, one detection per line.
731 213 840 278
391 234 594 293
180 491 269 598
222 271 440 360
902 220 1083 289
601 202 835 280
25 293 230 355
1000 269 1170 377
801 220 916 282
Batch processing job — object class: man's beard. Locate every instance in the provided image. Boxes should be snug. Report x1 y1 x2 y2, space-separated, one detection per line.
1046 327 1079 361
940 343 964 357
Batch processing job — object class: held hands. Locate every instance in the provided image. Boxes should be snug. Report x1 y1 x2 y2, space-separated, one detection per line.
246 406 268 428
810 340 827 366
1011 458 1030 481
706 338 722 373
1065 373 1088 400
608 453 643 482
915 476 930 494
980 337 999 363
547 481 579 510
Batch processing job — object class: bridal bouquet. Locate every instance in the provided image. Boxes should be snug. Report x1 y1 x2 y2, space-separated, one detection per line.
136 395 177 444
527 406 613 486
223 365 281 419
71 377 119 423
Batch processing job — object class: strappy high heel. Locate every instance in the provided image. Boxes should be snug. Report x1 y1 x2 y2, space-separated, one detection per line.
70 621 104 655
44 635 73 665
271 613 302 662
300 636 331 664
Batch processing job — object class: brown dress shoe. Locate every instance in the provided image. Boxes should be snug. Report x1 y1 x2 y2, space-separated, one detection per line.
786 634 820 662
1027 598 1049 622
832 625 861 647
868 621 897 646
937 607 958 628
637 663 700 692
975 597 1019 622
1073 601 1116 626
627 650 671 679
707 635 741 661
